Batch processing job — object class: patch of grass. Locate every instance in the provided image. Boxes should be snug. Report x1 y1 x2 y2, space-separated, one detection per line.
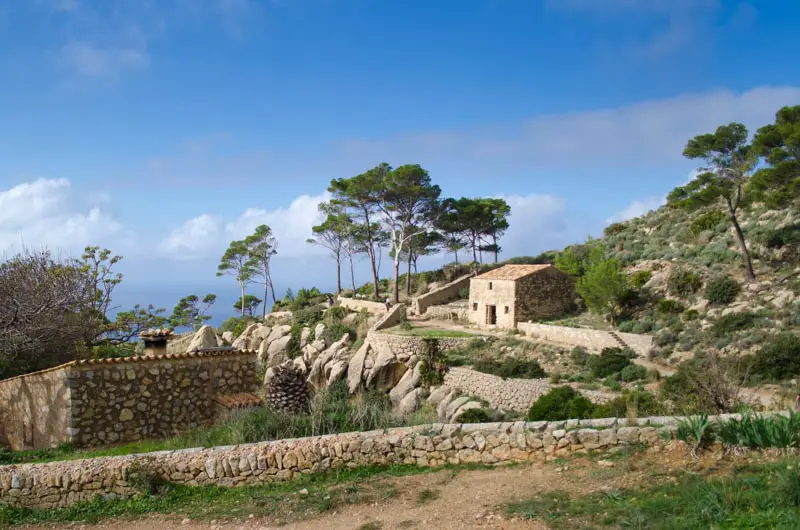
391 327 475 338
358 522 383 530
506 458 800 529
417 489 440 503
0 463 491 527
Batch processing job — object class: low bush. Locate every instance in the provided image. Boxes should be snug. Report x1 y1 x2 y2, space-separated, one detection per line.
619 364 648 382
678 410 800 450
569 346 589 366
472 357 546 379
526 386 594 421
604 222 627 237
653 329 678 348
630 270 652 288
592 389 664 419
748 333 800 382
711 312 758 337
764 223 800 249
456 408 494 423
219 316 255 338
667 268 702 297
587 347 633 378
657 299 685 314
683 309 700 321
689 209 726 236
705 276 741 305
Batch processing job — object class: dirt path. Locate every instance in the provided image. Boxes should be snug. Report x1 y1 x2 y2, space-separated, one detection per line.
18 449 693 530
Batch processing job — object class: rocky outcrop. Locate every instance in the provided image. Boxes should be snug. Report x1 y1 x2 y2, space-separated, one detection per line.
186 325 223 352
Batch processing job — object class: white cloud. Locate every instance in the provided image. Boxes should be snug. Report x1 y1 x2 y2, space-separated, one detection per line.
59 42 148 78
0 178 127 255
606 196 666 225
498 194 589 257
338 86 800 174
160 193 331 261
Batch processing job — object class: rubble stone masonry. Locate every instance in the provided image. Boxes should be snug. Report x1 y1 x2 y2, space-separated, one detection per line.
0 415 736 509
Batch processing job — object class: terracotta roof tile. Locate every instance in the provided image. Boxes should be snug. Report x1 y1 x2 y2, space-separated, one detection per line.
474 264 553 281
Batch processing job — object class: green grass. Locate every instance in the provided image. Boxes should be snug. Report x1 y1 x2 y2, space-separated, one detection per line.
0 463 494 527
389 327 475 338
506 458 800 529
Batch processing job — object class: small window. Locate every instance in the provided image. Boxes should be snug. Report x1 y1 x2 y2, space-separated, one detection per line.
472 303 478 311
488 282 493 290
504 306 509 314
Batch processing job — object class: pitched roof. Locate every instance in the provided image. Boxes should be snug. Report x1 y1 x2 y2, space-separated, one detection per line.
474 264 553 281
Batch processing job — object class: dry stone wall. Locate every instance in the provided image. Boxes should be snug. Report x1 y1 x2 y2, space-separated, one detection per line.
425 301 469 321
0 415 712 509
69 353 259 447
337 296 388 314
411 273 473 315
366 332 474 359
517 323 653 357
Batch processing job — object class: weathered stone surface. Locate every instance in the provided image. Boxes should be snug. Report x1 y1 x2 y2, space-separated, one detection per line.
451 401 482 422
314 323 327 344
267 335 292 357
221 331 234 343
300 327 312 348
397 388 424 415
267 325 292 344
389 362 422 406
186 325 221 352
347 342 370 394
426 385 452 406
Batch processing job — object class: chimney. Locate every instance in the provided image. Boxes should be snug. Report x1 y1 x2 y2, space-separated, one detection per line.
139 328 174 357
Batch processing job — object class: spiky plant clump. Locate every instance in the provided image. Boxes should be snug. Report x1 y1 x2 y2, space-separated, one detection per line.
267 364 311 414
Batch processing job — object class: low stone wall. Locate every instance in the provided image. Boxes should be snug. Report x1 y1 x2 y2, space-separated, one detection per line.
443 368 616 413
517 323 653 357
371 303 406 331
411 273 474 315
367 332 474 359
0 415 698 509
337 296 388 314
425 301 469 321
443 367 550 412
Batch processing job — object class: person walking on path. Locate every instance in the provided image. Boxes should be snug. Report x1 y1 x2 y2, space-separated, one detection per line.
384 297 391 312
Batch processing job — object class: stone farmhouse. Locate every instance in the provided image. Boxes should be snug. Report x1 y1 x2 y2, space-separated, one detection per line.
468 264 575 329
0 349 260 451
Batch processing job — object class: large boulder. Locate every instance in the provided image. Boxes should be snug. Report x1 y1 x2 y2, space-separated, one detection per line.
451 401 482 422
221 331 234 343
397 388 424 416
267 325 291 344
300 327 312 348
426 385 452 406
314 323 327 344
186 325 221 352
389 361 422 406
267 335 292 365
347 342 370 394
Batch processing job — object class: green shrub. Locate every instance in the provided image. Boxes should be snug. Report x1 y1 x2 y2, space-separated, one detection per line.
587 347 633 378
683 309 700 321
570 346 589 366
764 223 800 249
592 390 664 418
526 386 594 421
219 316 255 338
323 322 356 344
749 333 800 382
630 270 653 288
689 210 726 236
126 462 171 496
456 408 494 423
293 306 324 327
473 357 546 379
657 299 685 314
705 276 741 305
620 364 648 382
711 312 757 337
602 375 622 391
604 222 627 237
676 415 716 450
668 268 702 297
654 329 678 347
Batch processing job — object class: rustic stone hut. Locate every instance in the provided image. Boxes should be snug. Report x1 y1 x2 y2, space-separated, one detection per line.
468 264 575 329
0 350 259 451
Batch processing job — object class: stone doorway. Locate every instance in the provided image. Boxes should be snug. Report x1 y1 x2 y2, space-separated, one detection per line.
486 305 497 325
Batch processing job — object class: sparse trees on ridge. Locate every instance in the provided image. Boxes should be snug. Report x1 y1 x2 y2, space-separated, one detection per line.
668 123 757 280
217 239 255 315
245 224 278 318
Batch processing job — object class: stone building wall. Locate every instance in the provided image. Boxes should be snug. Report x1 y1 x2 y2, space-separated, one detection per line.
337 296 388 314
68 352 259 447
0 367 72 451
0 414 724 509
411 273 473 315
515 268 576 323
517 323 653 356
468 278 517 329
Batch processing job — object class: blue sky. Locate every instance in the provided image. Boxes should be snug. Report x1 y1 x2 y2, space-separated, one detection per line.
1 0 799 323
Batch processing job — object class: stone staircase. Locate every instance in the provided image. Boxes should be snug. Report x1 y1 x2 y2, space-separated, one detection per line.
607 330 632 351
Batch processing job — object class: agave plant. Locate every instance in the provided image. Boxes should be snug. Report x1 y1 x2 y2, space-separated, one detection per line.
677 414 716 455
